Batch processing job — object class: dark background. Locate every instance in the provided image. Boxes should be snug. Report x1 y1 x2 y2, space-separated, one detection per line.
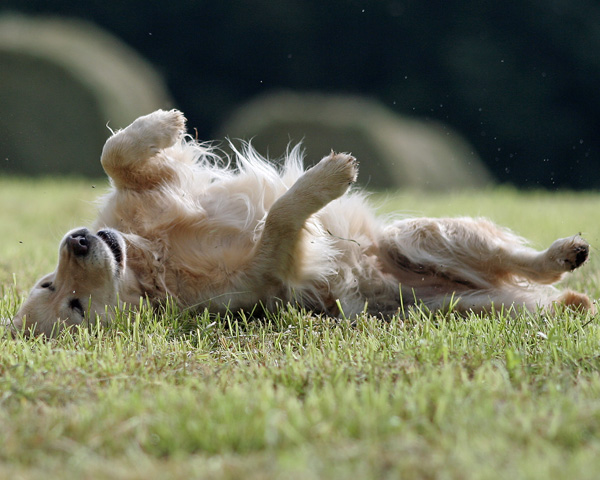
2 0 600 188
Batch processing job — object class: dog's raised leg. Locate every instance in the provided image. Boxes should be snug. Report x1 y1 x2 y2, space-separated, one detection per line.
100 109 186 190
247 151 358 285
379 217 592 312
381 218 590 285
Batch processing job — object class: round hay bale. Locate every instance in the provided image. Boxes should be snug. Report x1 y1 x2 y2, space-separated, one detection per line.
219 92 493 190
0 14 173 177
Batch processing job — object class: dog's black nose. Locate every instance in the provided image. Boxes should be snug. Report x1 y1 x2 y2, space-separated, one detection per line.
68 232 89 256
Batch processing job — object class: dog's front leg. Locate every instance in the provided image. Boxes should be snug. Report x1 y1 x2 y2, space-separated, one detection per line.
100 110 186 190
247 151 358 285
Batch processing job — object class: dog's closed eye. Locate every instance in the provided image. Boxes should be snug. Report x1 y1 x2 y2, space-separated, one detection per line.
69 298 84 316
40 281 55 291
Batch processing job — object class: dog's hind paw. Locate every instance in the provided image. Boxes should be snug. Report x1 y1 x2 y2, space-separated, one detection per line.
555 290 595 313
546 235 590 272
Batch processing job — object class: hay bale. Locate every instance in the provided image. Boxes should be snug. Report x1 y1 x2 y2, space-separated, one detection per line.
0 14 173 177
219 92 493 190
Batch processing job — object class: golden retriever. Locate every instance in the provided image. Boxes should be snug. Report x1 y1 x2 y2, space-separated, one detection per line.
10 109 593 336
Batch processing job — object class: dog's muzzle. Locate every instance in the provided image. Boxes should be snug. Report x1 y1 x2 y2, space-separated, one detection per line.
64 228 125 269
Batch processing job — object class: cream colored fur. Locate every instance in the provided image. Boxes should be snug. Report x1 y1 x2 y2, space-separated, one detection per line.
10 110 593 336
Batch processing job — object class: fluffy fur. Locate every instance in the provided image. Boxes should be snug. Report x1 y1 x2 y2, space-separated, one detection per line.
10 110 593 336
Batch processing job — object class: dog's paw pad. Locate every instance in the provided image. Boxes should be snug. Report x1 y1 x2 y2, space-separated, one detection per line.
548 235 590 271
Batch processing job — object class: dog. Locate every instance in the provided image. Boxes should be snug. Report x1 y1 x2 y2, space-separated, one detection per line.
10 109 593 336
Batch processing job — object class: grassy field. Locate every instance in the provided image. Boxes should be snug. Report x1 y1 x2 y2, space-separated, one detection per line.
1 177 600 479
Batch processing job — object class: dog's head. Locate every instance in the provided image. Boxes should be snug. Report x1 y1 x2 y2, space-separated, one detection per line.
10 227 127 336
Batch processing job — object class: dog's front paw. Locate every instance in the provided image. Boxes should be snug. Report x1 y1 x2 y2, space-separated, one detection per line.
321 151 359 185
301 151 358 202
128 109 186 154
546 235 590 272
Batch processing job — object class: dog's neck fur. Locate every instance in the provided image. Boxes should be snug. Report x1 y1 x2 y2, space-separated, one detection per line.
116 233 171 308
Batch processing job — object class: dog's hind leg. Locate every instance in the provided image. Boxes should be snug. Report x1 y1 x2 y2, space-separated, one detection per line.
380 217 589 286
378 217 592 312
100 110 186 190
247 151 358 285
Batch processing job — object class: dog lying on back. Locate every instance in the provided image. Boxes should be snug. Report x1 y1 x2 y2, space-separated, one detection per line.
11 110 592 336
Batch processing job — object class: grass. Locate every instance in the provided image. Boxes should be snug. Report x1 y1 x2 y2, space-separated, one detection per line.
1 176 600 479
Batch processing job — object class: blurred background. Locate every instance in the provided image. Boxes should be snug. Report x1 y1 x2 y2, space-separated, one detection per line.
1 0 599 190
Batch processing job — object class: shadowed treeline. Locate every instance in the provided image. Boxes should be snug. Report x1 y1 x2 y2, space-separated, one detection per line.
1 1 599 188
